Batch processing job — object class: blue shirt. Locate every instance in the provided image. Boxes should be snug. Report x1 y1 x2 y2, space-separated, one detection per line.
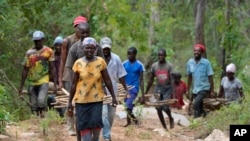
123 60 145 91
186 58 213 94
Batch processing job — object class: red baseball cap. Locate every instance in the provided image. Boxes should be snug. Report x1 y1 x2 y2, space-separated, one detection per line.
73 16 87 27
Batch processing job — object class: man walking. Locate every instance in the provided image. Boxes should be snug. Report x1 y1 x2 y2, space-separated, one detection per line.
145 48 174 130
100 37 128 141
123 47 145 127
19 30 57 118
186 44 214 118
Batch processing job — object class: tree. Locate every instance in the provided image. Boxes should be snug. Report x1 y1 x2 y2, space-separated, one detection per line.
194 0 207 57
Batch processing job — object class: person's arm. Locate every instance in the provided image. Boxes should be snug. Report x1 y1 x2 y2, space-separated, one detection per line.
187 74 192 100
19 66 29 95
101 69 117 107
58 39 68 89
218 85 224 98
68 72 79 116
49 61 57 94
239 88 244 98
208 75 214 98
139 71 145 103
119 76 129 96
237 79 244 98
145 71 154 94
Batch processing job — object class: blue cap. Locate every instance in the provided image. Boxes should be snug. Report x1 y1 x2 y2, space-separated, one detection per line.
53 36 63 45
32 31 44 40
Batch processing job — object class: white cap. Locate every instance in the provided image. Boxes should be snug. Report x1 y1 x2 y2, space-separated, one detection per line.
226 63 236 73
100 37 112 49
32 31 44 40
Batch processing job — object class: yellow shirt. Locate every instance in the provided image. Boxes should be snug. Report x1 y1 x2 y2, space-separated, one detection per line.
72 57 107 103
22 46 55 85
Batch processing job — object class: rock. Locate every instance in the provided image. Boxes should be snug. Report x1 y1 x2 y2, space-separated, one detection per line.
0 134 10 141
21 132 39 138
202 129 229 141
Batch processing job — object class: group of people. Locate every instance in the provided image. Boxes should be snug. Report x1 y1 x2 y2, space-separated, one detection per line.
18 15 244 141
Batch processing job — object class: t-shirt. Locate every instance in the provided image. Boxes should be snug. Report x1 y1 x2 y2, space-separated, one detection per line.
186 58 213 94
123 60 145 91
72 57 107 103
105 53 127 96
151 61 173 92
171 80 187 108
221 77 242 102
62 34 79 82
22 46 55 85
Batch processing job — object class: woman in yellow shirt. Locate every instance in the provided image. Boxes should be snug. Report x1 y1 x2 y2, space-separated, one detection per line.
68 37 117 141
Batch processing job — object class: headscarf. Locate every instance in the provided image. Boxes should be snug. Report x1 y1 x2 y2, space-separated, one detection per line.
73 16 87 27
53 36 63 45
82 37 97 47
194 44 206 53
226 63 236 73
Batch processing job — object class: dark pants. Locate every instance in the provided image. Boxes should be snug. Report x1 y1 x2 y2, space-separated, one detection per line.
47 94 65 117
193 90 208 118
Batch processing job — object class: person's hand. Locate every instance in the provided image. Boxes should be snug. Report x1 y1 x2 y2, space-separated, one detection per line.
67 103 74 117
111 98 118 107
18 87 23 96
59 81 64 89
209 91 215 98
18 87 25 100
139 96 145 104
125 90 130 98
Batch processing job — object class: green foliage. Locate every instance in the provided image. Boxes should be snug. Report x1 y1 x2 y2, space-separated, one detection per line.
0 0 250 134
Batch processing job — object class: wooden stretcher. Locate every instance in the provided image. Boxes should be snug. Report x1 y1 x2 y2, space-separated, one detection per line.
51 83 134 108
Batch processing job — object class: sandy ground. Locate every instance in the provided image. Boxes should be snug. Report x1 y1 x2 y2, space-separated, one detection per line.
5 105 196 141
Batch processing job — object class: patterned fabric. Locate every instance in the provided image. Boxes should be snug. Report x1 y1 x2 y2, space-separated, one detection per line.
22 46 54 85
186 58 213 94
123 60 145 91
171 80 187 108
72 57 107 103
82 37 97 47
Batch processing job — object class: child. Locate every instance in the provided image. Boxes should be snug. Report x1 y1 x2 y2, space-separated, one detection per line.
170 72 187 109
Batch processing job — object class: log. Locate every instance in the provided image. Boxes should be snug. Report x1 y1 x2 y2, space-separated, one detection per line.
203 98 227 111
145 99 178 106
22 90 64 95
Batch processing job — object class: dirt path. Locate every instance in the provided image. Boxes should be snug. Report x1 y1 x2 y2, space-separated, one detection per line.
5 106 196 141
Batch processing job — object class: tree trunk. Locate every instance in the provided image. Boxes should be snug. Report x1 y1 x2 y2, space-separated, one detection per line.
148 0 160 48
220 0 230 79
194 0 206 57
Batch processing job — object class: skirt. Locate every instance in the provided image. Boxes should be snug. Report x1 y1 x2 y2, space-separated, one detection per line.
75 101 103 132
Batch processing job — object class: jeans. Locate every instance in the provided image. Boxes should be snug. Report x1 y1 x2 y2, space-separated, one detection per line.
193 90 208 118
28 83 48 112
81 128 101 141
102 104 116 140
